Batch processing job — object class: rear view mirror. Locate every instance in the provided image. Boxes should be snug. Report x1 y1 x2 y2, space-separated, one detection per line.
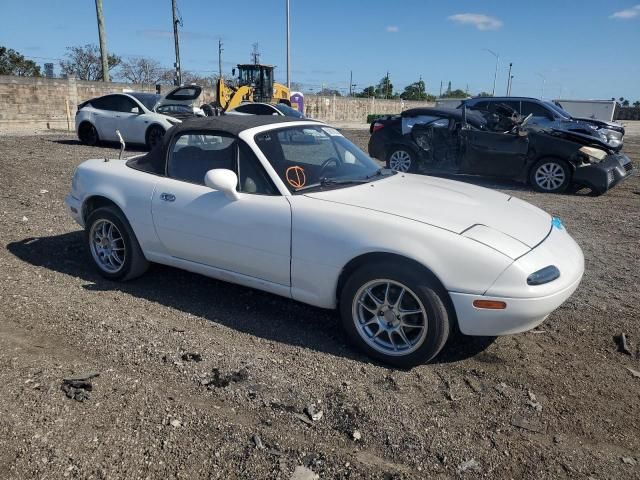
204 169 239 200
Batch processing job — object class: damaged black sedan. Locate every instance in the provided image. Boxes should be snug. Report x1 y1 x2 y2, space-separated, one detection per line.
368 107 633 194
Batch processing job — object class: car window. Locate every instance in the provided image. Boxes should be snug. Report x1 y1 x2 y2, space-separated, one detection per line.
112 95 139 113
168 132 236 185
91 95 120 111
521 101 552 119
238 141 278 195
234 104 255 114
157 104 191 114
254 125 381 193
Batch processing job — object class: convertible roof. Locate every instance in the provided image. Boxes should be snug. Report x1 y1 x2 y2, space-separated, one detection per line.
127 115 319 175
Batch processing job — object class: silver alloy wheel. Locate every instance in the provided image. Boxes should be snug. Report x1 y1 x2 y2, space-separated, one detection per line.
89 219 126 274
534 162 566 191
352 279 428 356
389 150 412 172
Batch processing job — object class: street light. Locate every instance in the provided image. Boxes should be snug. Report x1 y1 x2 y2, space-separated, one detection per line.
536 73 546 99
483 48 499 96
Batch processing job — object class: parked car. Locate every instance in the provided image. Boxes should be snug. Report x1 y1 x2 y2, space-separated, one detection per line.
368 107 633 194
76 86 204 149
226 102 306 118
65 116 584 367
459 96 625 150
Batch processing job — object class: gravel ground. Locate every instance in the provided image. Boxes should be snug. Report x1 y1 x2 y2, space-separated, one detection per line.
0 129 639 479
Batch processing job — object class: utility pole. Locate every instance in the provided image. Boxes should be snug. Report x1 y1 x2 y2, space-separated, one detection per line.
94 0 109 82
172 0 182 86
439 80 443 97
385 71 390 99
506 62 512 96
349 70 353 96
218 39 223 80
483 49 499 96
286 0 291 89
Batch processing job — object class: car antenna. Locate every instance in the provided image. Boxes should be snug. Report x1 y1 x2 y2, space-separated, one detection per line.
116 129 126 160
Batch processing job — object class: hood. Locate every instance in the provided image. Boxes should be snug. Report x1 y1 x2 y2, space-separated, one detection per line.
572 117 624 133
525 123 614 151
305 174 552 249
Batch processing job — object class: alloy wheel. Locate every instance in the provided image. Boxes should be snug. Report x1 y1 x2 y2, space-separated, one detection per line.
89 219 126 274
534 162 566 191
352 279 428 356
389 150 412 172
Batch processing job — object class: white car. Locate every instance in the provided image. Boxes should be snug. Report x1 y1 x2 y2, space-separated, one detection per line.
226 102 306 118
65 116 584 367
75 86 204 150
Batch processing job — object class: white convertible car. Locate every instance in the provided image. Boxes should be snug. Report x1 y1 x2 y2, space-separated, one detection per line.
65 116 584 367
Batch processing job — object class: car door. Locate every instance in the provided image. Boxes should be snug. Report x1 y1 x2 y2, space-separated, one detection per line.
91 95 119 141
151 131 291 286
459 129 529 178
113 95 147 144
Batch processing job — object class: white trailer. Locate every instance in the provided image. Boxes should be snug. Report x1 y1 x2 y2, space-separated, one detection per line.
552 99 617 122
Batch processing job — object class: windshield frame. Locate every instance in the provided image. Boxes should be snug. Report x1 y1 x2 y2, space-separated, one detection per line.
250 124 392 194
544 101 572 119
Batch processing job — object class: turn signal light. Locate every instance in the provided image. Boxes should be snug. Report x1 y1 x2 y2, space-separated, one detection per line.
473 300 507 310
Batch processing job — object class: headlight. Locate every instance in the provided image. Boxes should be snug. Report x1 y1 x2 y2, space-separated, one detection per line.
527 265 560 286
601 128 622 141
579 146 607 162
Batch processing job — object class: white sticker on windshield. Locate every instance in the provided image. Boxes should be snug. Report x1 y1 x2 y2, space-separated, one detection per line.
322 127 343 137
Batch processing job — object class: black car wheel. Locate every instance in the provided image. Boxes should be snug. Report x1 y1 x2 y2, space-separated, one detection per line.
85 206 149 281
339 261 450 368
78 122 99 146
386 148 416 173
146 125 165 150
529 158 571 193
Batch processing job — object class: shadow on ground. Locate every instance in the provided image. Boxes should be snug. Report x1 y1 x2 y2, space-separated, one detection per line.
49 138 149 153
7 232 494 367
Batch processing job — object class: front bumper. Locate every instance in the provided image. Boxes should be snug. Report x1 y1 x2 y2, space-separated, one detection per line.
573 153 633 194
450 221 584 336
64 194 84 227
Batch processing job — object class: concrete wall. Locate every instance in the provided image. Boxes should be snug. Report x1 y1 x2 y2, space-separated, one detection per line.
0 75 434 130
304 95 435 123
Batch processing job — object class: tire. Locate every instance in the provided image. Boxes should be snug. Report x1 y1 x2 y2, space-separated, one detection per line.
386 147 416 173
78 122 99 146
529 158 571 193
85 206 149 281
339 261 450 368
146 125 165 150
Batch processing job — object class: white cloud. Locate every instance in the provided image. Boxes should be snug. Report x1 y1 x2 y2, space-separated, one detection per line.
448 13 503 31
386 25 399 33
610 4 640 19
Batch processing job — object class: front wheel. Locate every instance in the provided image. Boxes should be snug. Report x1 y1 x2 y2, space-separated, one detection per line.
529 158 571 193
85 206 149 281
386 148 416 173
146 125 165 150
339 262 450 368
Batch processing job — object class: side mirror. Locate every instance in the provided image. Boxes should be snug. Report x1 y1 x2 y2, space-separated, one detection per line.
204 169 239 200
131 106 140 114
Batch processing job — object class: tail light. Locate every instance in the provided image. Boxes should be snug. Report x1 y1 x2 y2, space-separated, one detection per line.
372 122 384 133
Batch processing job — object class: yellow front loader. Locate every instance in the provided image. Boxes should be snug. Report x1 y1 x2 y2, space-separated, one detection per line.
216 63 290 112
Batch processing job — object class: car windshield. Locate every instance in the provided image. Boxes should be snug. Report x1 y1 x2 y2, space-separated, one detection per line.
129 92 161 111
254 125 390 193
274 103 305 118
544 101 572 119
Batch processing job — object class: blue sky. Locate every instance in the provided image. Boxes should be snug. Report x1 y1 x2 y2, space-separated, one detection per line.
1 0 639 100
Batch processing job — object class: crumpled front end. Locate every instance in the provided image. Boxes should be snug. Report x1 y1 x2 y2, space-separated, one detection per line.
574 153 633 194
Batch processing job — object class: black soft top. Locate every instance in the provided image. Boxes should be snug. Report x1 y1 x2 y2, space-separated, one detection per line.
128 115 316 175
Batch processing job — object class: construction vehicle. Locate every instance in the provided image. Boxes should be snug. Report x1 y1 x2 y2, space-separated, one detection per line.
216 63 290 112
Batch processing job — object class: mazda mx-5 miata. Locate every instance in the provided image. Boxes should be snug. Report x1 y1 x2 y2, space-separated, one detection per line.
65 116 584 367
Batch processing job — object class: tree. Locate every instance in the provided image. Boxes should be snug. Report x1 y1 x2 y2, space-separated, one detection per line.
318 87 341 96
622 99 630 107
477 91 493 97
118 57 164 85
60 44 120 81
633 101 640 108
444 88 468 99
0 46 41 76
400 80 427 101
355 86 376 98
375 75 394 99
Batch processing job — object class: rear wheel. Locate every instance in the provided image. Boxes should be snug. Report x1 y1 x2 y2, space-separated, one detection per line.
386 148 416 173
146 125 165 150
78 122 99 146
529 158 571 193
85 206 148 281
339 262 450 367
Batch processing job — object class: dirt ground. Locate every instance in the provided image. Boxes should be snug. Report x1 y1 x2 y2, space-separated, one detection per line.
0 127 639 480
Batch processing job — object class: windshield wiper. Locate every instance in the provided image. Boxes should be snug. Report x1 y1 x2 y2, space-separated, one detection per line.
294 177 370 193
365 167 395 179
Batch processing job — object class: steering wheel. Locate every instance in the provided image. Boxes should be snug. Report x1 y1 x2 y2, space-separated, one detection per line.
319 157 341 177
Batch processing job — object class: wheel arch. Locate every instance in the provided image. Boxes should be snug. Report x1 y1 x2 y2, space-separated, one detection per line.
145 123 166 140
335 251 457 326
82 195 127 224
385 142 418 161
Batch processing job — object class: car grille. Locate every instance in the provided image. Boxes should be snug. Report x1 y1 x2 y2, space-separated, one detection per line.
623 162 633 172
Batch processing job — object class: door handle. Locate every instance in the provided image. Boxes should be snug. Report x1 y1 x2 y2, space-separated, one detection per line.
160 193 176 202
